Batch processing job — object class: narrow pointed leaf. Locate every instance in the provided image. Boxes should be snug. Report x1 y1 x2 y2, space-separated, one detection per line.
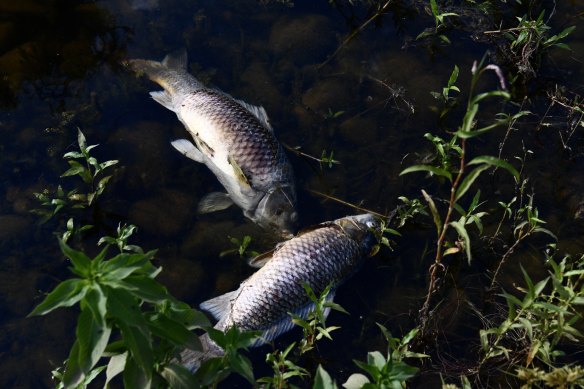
455 165 490 201
29 279 88 316
450 220 472 264
400 165 452 181
76 307 112 374
467 156 519 181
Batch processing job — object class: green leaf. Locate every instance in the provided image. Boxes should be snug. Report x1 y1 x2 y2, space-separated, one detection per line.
99 159 119 170
28 278 88 316
343 373 370 389
161 364 200 389
100 251 156 282
106 288 149 331
118 320 153 377
314 365 338 389
59 238 91 276
62 340 85 389
367 351 386 370
230 353 254 383
467 155 520 181
122 355 151 389
400 165 452 181
455 165 490 201
83 284 107 327
148 314 202 350
76 129 87 150
116 275 170 303
461 103 478 133
421 189 442 235
471 90 510 105
61 160 87 178
450 220 472 264
447 65 459 88
354 359 379 381
76 307 112 374
105 352 127 387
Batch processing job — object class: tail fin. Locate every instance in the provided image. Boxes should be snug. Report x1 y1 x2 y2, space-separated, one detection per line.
126 49 201 97
179 333 225 372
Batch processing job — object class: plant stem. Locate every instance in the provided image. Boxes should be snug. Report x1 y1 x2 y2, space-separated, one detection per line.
419 137 467 325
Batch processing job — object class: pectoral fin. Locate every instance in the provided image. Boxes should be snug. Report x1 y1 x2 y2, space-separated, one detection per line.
197 192 234 214
228 156 251 188
150 90 175 111
171 139 204 163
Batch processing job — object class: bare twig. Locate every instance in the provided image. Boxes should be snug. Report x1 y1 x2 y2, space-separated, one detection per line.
308 189 388 219
317 0 393 69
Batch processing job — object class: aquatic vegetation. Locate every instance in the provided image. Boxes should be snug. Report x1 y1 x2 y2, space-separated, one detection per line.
416 0 458 44
290 283 348 354
343 324 427 389
484 11 575 77
400 57 528 326
257 342 310 388
480 250 584 370
28 226 211 388
33 129 118 223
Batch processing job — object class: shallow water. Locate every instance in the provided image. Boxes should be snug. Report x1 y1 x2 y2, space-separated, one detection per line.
1 0 583 387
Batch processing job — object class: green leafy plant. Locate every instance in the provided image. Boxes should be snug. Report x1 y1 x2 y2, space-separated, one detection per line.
400 57 528 326
194 326 260 387
480 250 584 368
290 283 348 354
33 129 118 223
343 324 428 388
430 65 460 118
416 0 458 44
483 11 575 76
219 235 259 258
29 228 210 388
257 342 310 388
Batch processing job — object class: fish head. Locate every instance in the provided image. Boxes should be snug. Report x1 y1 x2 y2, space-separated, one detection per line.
336 214 380 255
253 186 298 238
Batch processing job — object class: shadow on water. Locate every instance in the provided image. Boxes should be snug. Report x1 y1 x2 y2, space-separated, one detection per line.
1 0 583 387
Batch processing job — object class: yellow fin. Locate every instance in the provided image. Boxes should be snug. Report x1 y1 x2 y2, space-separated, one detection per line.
228 156 251 188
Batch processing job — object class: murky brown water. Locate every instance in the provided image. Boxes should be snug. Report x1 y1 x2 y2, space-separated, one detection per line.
1 0 583 387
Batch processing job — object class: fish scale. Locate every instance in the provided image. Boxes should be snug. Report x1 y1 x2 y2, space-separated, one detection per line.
185 90 285 189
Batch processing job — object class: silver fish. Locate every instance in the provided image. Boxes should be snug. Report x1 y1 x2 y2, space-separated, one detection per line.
127 51 298 237
180 213 380 370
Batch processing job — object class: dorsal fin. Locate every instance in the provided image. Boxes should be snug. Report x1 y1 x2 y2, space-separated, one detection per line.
199 290 239 322
162 49 188 71
235 99 273 132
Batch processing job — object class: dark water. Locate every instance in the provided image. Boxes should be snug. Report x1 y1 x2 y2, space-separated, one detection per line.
1 0 583 387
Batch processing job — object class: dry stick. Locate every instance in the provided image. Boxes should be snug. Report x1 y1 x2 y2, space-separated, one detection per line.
308 189 388 220
489 232 530 290
419 138 467 327
317 0 393 69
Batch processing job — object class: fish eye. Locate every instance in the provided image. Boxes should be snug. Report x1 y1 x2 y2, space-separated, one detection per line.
275 208 283 216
